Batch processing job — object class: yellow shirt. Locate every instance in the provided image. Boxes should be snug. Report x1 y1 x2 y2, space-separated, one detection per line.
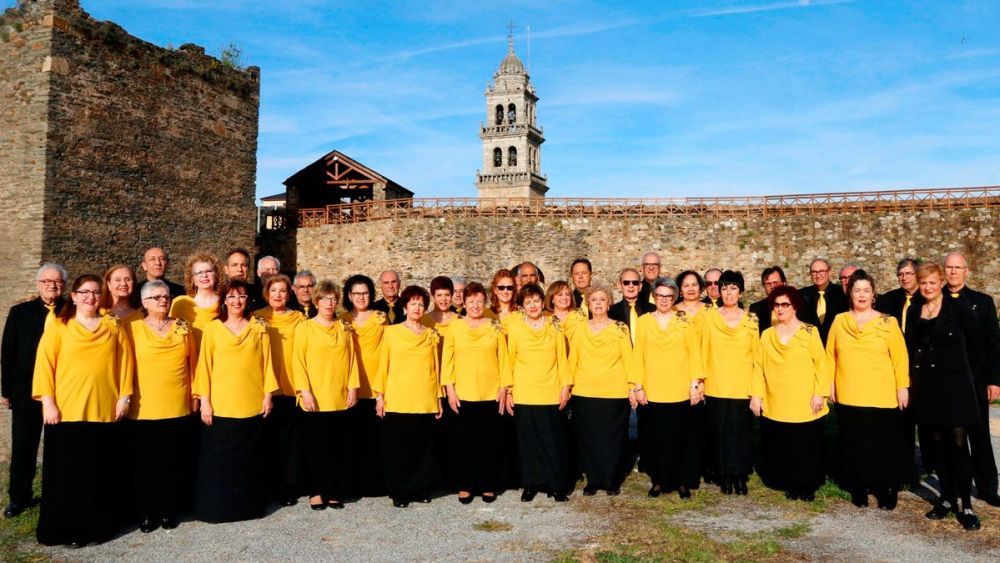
194 317 279 419
568 321 638 399
702 308 762 399
169 296 219 353
128 318 196 420
553 309 588 343
754 324 830 423
292 319 360 412
502 315 570 405
441 317 508 402
826 312 909 408
254 307 306 396
373 324 443 414
421 312 457 332
32 315 134 423
633 312 702 403
342 310 386 399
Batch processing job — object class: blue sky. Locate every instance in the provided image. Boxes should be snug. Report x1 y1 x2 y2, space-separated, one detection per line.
14 0 1000 200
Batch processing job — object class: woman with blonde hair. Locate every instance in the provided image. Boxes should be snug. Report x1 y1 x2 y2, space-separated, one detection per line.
545 280 587 340
169 251 223 347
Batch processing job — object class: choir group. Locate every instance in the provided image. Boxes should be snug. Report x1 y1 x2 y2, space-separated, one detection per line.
2 246 998 548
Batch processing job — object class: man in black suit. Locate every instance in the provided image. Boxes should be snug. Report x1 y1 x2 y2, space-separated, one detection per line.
702 268 723 307
139 247 185 299
748 266 786 335
637 252 662 307
609 268 654 344
944 252 1000 506
799 258 849 344
1 264 67 518
570 258 593 313
875 258 920 332
289 270 318 319
372 270 404 325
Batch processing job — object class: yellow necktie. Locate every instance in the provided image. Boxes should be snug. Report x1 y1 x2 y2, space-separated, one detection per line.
580 301 589 317
387 306 395 324
648 292 656 306
951 293 960 299
816 290 826 325
901 294 911 333
629 305 638 346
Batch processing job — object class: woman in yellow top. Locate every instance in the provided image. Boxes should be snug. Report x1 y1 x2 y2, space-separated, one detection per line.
567 285 638 496
422 276 458 331
372 285 444 508
254 274 306 506
127 280 197 533
99 264 143 326
194 279 278 523
169 251 222 350
673 269 714 483
342 273 388 497
751 285 830 502
633 277 702 499
486 269 517 322
827 269 913 510
442 282 508 504
502 283 573 502
292 281 360 510
545 280 588 342
32 274 134 547
701 271 762 496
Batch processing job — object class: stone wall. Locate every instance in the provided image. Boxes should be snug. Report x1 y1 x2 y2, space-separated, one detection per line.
297 207 1000 305
0 0 260 325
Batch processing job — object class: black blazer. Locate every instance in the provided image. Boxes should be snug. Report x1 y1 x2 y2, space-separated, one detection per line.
2 297 65 409
572 288 586 309
372 298 405 325
289 297 319 319
608 299 654 326
800 283 849 344
875 287 917 328
947 286 1000 389
748 298 771 335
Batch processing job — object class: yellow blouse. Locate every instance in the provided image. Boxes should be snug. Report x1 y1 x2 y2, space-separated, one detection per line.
169 296 219 352
441 317 508 402
754 324 830 423
194 317 279 419
342 310 386 399
552 309 588 343
633 312 702 403
826 312 909 408
502 315 570 405
568 321 638 399
421 312 457 332
373 324 443 414
128 318 196 420
292 319 360 412
702 308 762 399
254 307 306 396
32 315 134 423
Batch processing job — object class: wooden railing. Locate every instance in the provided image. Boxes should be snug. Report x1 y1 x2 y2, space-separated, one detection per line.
296 185 1000 227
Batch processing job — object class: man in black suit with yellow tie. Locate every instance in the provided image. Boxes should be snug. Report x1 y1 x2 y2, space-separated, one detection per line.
799 258 848 344
2 264 67 518
944 252 1000 506
875 258 920 333
608 268 654 344
748 266 786 335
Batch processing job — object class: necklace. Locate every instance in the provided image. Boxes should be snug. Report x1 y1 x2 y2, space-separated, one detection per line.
146 316 169 331
923 298 942 317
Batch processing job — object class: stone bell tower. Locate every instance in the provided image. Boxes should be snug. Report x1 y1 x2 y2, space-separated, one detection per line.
475 26 547 200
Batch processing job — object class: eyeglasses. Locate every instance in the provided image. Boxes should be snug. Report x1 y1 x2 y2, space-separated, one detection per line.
193 270 215 277
773 302 793 309
350 291 370 297
897 271 916 277
38 279 64 286
654 293 675 300
225 294 248 301
809 269 829 275
294 284 315 290
621 280 641 286
642 263 660 267
497 285 514 291
839 276 851 282
143 295 171 302
75 290 101 298
318 296 337 303
705 281 719 287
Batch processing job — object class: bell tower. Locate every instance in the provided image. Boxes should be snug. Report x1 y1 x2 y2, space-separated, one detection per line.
476 25 547 200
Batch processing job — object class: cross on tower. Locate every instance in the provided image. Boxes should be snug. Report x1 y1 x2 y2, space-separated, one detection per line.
506 21 516 50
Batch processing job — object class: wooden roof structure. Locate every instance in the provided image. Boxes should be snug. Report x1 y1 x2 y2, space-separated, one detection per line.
282 150 413 209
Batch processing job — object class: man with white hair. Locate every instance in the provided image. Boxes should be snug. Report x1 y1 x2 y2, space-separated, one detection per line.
1 264 67 518
637 252 662 306
290 270 318 319
139 246 185 299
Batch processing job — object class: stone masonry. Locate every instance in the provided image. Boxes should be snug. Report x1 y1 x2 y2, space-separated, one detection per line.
0 0 259 325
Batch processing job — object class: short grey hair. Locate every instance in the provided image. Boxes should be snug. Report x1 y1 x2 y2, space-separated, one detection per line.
653 276 678 295
294 270 315 283
451 277 466 287
140 279 169 299
36 263 67 282
585 284 613 302
839 262 862 274
257 255 280 271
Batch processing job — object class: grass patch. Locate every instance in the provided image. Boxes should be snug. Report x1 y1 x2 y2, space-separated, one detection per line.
472 519 513 532
774 521 811 539
0 463 46 562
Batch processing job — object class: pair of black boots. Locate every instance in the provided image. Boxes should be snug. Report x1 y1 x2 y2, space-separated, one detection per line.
926 499 981 531
850 487 898 510
719 475 748 495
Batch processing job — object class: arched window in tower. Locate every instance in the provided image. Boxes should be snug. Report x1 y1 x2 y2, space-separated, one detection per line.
493 147 503 167
507 103 516 124
495 105 504 126
508 146 517 167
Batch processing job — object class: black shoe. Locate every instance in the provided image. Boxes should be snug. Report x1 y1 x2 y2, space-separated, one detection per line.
310 502 327 511
648 485 661 498
851 490 869 508
482 494 497 504
161 516 179 530
735 478 749 496
978 494 1000 508
553 492 570 502
327 501 345 509
876 489 898 511
800 490 815 502
2 503 26 519
521 488 537 502
607 488 620 496
392 498 409 508
582 486 597 496
458 495 474 505
678 486 691 499
925 502 952 520
139 517 159 533
720 477 733 495
957 509 981 531
415 497 431 504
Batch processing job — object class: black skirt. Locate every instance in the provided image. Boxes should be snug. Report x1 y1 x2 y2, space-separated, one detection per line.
37 421 125 546
705 397 754 478
350 398 386 496
194 415 267 523
570 396 631 490
515 404 574 493
837 404 915 490
637 401 700 490
759 416 826 493
300 409 353 500
130 415 198 520
447 400 504 494
381 412 440 500
264 395 300 496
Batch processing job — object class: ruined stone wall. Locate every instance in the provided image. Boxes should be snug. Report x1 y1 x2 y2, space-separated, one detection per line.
297 207 1000 305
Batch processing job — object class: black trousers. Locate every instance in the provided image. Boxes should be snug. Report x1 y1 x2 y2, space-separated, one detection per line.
7 404 43 506
969 395 999 499
264 395 300 497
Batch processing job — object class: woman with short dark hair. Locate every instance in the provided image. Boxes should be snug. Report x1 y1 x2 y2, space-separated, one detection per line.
424 276 457 330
